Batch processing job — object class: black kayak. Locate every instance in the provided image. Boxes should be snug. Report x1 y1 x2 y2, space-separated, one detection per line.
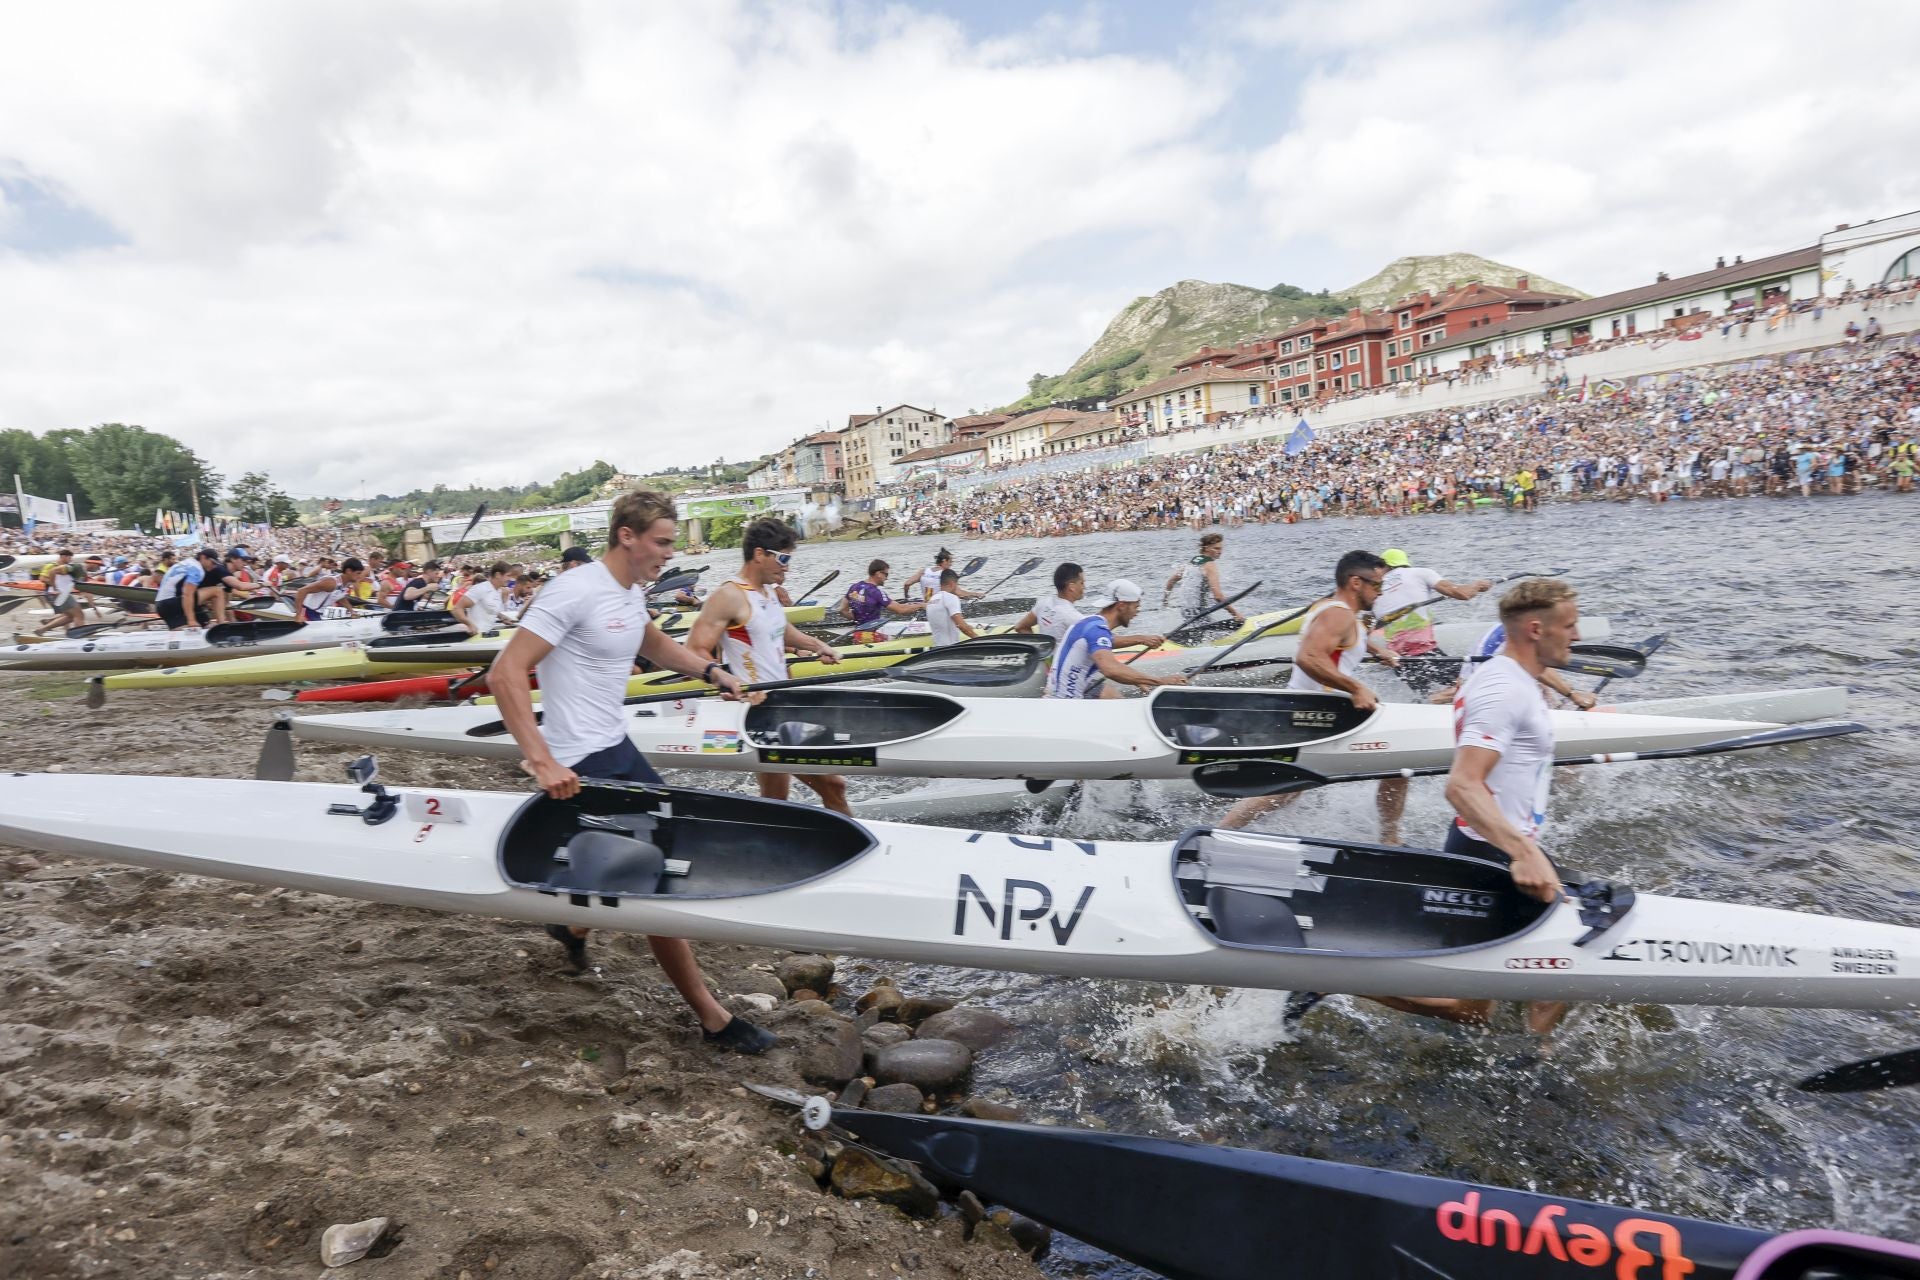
780 1100 1920 1280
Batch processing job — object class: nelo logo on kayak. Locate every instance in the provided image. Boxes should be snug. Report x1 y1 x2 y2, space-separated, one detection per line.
954 875 1095 946
1346 740 1389 752
1602 938 1798 967
1505 956 1572 969
1437 1191 1693 1279
1423 888 1496 917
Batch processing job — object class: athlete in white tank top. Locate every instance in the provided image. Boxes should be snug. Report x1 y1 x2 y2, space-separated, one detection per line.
719 578 790 683
1286 600 1366 693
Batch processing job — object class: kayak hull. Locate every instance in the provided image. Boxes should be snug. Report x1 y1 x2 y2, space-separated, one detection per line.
0 773 1914 1010
1132 617 1614 676
3 615 461 672
286 687 1807 782
101 626 504 688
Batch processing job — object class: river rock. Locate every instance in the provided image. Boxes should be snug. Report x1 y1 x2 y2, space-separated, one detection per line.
732 969 789 999
829 1147 939 1217
862 1023 913 1050
864 1082 925 1113
776 954 835 995
960 1096 1022 1123
836 1077 870 1110
915 1006 1013 1052
794 1015 864 1086
854 984 906 1020
895 996 954 1025
320 1217 390 1268
871 1039 972 1092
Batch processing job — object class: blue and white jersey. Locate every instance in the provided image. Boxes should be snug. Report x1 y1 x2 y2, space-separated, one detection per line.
1045 613 1116 699
1472 623 1506 659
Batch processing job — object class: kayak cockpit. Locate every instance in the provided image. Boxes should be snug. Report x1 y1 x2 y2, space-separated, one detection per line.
742 689 964 750
1175 829 1554 956
499 782 874 902
1148 689 1375 757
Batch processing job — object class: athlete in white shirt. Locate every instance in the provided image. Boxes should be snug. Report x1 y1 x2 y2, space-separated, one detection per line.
488 490 775 1055
686 517 847 815
1293 578 1581 1037
451 561 515 635
925 569 978 647
1016 562 1166 650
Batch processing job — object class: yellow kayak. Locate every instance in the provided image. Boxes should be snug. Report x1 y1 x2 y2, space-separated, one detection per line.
102 631 519 690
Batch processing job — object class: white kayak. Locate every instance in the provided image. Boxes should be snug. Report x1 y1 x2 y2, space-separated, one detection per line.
0 610 463 671
852 685 1853 821
285 683 1819 783
1130 616 1614 676
1 773 1914 1010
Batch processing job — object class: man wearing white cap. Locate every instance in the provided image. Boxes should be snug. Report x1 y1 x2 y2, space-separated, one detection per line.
1044 579 1188 699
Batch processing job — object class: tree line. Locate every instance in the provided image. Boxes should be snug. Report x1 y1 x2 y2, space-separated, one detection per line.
0 424 306 529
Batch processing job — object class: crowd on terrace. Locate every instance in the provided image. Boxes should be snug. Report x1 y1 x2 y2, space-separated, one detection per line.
897 340 1920 537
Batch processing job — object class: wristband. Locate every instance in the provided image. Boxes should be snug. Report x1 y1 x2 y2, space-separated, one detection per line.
702 661 723 686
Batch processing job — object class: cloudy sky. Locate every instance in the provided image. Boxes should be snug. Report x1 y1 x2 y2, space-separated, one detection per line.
3 0 1916 499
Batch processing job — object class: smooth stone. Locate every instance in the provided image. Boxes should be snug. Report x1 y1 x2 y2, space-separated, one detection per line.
959 1096 1022 1123
320 1217 389 1268
776 954 835 995
895 996 954 1025
789 988 823 1003
914 1006 1013 1053
862 1023 913 1049
836 1077 870 1110
732 970 789 1000
864 1082 925 1113
871 1039 972 1093
854 985 906 1019
829 1147 939 1217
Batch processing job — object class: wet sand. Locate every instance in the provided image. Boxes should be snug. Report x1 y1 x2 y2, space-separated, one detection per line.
0 671 1040 1279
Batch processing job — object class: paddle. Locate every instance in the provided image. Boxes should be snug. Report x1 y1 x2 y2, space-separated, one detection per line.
1122 579 1265 664
1371 566 1570 632
970 555 1042 602
256 718 295 781
646 570 705 601
463 636 1054 736
1595 632 1667 697
1798 1046 1920 1094
1190 721 1869 798
0 596 28 619
447 502 489 554
791 568 841 605
1188 594 1317 676
1388 641 1653 682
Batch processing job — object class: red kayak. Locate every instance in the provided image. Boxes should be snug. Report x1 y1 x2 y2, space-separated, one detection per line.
294 670 498 704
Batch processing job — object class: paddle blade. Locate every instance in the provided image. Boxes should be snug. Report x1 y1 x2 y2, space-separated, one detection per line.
1555 644 1646 680
1192 758 1331 798
1798 1046 1920 1093
255 720 295 781
959 555 987 577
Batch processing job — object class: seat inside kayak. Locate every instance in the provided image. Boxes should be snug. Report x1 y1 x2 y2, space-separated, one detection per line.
745 688 964 749
1149 689 1374 754
1176 829 1553 956
499 782 875 902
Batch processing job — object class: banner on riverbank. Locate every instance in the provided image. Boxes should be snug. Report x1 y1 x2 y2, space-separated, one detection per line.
14 480 74 527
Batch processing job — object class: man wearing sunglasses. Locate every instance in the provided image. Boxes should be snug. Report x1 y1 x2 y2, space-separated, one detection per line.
1218 549 1398 830
686 517 851 815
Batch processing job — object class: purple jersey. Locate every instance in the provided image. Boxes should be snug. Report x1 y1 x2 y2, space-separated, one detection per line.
845 580 889 627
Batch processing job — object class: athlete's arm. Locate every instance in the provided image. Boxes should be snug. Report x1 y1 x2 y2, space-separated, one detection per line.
1538 668 1596 710
682 584 747 669
1011 610 1040 633
1296 606 1376 710
1443 746 1559 903
638 624 753 699
1202 563 1242 618
1112 632 1166 650
1434 577 1494 600
449 592 480 636
488 629 575 799
783 621 839 664
1091 648 1185 690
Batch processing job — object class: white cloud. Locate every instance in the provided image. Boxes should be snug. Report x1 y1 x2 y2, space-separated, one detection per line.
1245 0 1920 296
0 0 1910 499
0 1 1226 496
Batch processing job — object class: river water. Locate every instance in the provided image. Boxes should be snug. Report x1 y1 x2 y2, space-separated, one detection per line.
739 493 1920 1270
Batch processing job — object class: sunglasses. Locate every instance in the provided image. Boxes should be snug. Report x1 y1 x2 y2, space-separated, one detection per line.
1356 575 1386 588
768 551 793 566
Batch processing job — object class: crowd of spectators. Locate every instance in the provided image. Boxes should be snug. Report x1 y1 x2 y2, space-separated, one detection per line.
899 338 1920 538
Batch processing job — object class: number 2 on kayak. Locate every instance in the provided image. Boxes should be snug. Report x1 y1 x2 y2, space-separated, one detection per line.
402 793 468 824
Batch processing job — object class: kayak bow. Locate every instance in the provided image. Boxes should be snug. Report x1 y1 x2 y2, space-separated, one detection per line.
762 1103 1920 1280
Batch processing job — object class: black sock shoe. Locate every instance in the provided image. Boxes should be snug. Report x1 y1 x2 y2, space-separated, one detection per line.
703 1016 778 1055
544 924 588 972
